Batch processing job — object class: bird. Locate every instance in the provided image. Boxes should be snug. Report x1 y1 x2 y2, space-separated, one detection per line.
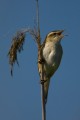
38 30 64 104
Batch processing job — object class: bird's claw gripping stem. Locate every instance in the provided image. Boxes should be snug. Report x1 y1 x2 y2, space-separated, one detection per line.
40 79 47 84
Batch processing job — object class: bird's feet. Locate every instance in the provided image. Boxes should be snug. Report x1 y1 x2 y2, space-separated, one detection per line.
40 79 47 84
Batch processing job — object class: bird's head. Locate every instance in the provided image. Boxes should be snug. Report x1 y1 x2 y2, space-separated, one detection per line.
46 30 64 43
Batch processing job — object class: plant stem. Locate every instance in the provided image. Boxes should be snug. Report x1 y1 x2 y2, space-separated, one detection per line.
36 0 46 120
41 63 46 120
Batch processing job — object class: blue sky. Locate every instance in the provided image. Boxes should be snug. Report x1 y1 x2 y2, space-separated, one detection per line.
0 0 80 120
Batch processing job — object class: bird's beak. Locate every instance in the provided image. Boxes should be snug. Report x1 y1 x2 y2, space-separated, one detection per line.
60 30 68 37
58 30 64 35
58 30 64 39
61 30 64 33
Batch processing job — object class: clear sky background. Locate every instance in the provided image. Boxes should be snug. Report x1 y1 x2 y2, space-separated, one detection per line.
0 0 80 120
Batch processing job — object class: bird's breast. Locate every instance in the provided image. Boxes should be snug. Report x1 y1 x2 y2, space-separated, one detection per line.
43 43 56 65
43 42 63 68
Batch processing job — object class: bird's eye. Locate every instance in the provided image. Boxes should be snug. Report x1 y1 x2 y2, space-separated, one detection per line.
54 33 56 35
53 33 57 37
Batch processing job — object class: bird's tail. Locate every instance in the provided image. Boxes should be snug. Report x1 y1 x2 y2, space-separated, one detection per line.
44 79 50 104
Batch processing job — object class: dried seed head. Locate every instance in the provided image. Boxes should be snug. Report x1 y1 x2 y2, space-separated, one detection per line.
8 31 26 76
